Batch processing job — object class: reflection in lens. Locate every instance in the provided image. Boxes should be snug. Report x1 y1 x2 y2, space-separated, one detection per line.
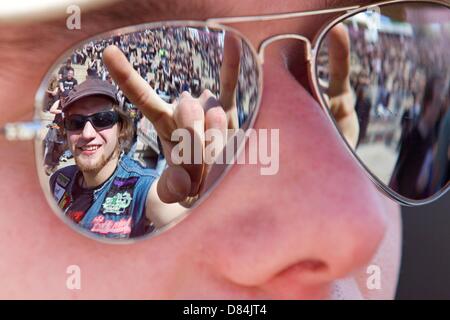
37 26 260 240
316 2 450 202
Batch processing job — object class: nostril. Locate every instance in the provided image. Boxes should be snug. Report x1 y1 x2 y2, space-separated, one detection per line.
268 259 330 286
280 259 328 275
258 259 331 298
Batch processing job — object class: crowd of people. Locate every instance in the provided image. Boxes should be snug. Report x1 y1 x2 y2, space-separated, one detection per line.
67 27 227 101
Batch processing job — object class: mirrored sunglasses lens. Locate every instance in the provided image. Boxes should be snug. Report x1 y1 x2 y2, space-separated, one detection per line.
35 25 261 241
316 1 450 203
65 115 86 131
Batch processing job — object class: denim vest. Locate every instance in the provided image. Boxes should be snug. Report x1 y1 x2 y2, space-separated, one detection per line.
49 154 159 239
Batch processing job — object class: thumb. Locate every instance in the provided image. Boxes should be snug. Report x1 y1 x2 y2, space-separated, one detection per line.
156 165 191 203
327 23 351 96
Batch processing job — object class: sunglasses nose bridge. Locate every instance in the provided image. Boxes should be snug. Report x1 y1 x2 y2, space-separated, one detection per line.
257 34 312 64
80 118 97 136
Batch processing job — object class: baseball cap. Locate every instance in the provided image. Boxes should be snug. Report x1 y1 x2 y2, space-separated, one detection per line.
61 78 119 112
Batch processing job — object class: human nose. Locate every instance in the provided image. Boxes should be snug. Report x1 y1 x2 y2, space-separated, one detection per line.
197 52 387 297
80 120 97 139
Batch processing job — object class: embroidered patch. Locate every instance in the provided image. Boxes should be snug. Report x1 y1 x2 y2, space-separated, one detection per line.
67 210 85 224
102 191 132 215
58 192 72 211
99 176 138 216
53 183 65 203
56 173 70 188
90 215 132 235
113 176 138 188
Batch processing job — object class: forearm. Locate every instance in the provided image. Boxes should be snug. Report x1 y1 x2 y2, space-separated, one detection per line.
145 177 188 229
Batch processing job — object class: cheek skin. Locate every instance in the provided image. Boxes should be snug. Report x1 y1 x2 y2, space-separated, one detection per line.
103 125 119 154
354 198 402 299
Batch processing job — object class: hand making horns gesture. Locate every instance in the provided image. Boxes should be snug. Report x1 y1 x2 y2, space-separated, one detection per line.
103 32 242 205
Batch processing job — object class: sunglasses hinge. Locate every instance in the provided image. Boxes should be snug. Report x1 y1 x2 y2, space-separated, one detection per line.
0 121 45 141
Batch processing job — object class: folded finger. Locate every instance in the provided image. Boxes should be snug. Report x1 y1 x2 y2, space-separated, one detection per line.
173 91 205 196
157 165 191 203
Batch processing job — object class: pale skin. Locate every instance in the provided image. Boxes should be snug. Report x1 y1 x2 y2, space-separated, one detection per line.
0 0 401 299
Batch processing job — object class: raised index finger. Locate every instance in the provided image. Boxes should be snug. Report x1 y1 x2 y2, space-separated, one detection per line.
103 45 175 139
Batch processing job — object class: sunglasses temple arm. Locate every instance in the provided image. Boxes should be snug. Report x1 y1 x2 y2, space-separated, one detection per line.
0 121 46 141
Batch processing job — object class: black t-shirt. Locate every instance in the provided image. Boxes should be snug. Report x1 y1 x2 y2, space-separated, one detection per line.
59 77 78 94
66 174 95 223
66 173 109 224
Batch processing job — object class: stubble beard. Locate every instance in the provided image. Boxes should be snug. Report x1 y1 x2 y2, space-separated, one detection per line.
75 141 120 175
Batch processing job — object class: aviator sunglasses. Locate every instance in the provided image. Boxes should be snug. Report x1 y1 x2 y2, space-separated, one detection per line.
64 111 119 131
1 0 449 241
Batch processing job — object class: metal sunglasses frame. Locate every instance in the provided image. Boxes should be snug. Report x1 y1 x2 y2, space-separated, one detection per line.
1 0 448 241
